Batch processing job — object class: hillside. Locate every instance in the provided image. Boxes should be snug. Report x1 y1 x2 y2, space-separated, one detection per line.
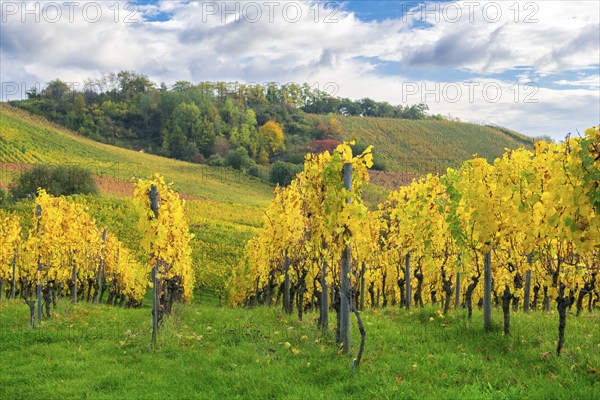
0 103 536 208
337 115 534 174
0 103 270 298
0 103 272 207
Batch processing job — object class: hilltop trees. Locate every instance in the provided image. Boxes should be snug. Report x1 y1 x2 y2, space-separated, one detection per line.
11 71 442 169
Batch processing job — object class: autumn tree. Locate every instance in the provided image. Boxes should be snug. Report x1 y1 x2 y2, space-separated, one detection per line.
258 120 285 157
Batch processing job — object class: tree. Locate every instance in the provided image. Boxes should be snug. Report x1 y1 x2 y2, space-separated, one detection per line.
327 113 343 137
198 116 217 157
43 79 71 101
10 165 98 199
73 94 86 113
161 102 216 161
172 81 194 92
404 103 429 120
359 98 378 116
117 70 154 101
269 161 302 186
258 120 285 155
226 147 253 170
42 79 73 113
162 102 202 161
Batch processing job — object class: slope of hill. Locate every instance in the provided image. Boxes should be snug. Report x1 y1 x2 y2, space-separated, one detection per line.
1 102 537 210
0 103 272 298
337 116 534 174
0 103 273 207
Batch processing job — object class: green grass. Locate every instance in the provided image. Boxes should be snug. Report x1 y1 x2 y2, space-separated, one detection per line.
1 297 598 399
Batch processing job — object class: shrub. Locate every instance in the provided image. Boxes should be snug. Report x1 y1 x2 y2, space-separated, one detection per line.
352 142 386 171
207 154 225 167
308 140 342 154
212 136 232 157
0 187 8 206
372 159 387 171
226 147 252 170
269 161 302 187
247 163 261 178
281 151 306 164
257 149 269 166
10 164 99 199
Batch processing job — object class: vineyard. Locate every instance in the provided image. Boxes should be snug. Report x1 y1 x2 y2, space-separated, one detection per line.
230 128 600 360
0 106 598 398
335 115 534 173
0 175 194 332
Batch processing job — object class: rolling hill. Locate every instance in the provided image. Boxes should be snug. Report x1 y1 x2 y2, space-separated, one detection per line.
0 103 273 207
0 102 539 211
336 115 534 174
0 103 270 298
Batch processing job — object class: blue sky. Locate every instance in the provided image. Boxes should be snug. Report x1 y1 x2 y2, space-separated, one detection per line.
1 1 599 139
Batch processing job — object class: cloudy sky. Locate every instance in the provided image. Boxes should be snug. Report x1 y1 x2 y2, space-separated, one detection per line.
1 0 599 140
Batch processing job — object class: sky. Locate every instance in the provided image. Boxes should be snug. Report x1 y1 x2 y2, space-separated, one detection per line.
1 0 599 140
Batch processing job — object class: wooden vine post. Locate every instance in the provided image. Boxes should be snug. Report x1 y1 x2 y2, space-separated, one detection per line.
455 254 461 310
405 252 411 310
72 252 78 304
11 246 17 300
339 163 352 354
150 185 159 347
319 241 328 329
483 250 492 331
523 253 533 312
359 262 366 311
35 204 43 326
95 230 107 303
283 253 291 314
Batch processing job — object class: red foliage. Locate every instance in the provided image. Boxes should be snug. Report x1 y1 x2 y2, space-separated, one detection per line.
308 140 342 154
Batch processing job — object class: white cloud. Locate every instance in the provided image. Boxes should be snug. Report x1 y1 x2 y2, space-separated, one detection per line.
554 75 600 89
0 0 598 140
386 1 600 74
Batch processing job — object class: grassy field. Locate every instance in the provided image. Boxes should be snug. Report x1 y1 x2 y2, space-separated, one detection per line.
0 295 598 400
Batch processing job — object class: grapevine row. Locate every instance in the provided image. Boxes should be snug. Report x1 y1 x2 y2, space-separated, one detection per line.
232 127 600 357
0 174 194 334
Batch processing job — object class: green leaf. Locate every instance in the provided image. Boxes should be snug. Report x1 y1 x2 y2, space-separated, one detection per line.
565 217 577 232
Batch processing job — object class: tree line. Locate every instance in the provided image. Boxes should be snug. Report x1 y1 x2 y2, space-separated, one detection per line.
11 71 443 169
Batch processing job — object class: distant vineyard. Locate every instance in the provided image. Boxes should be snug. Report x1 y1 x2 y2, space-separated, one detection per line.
335 115 534 173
